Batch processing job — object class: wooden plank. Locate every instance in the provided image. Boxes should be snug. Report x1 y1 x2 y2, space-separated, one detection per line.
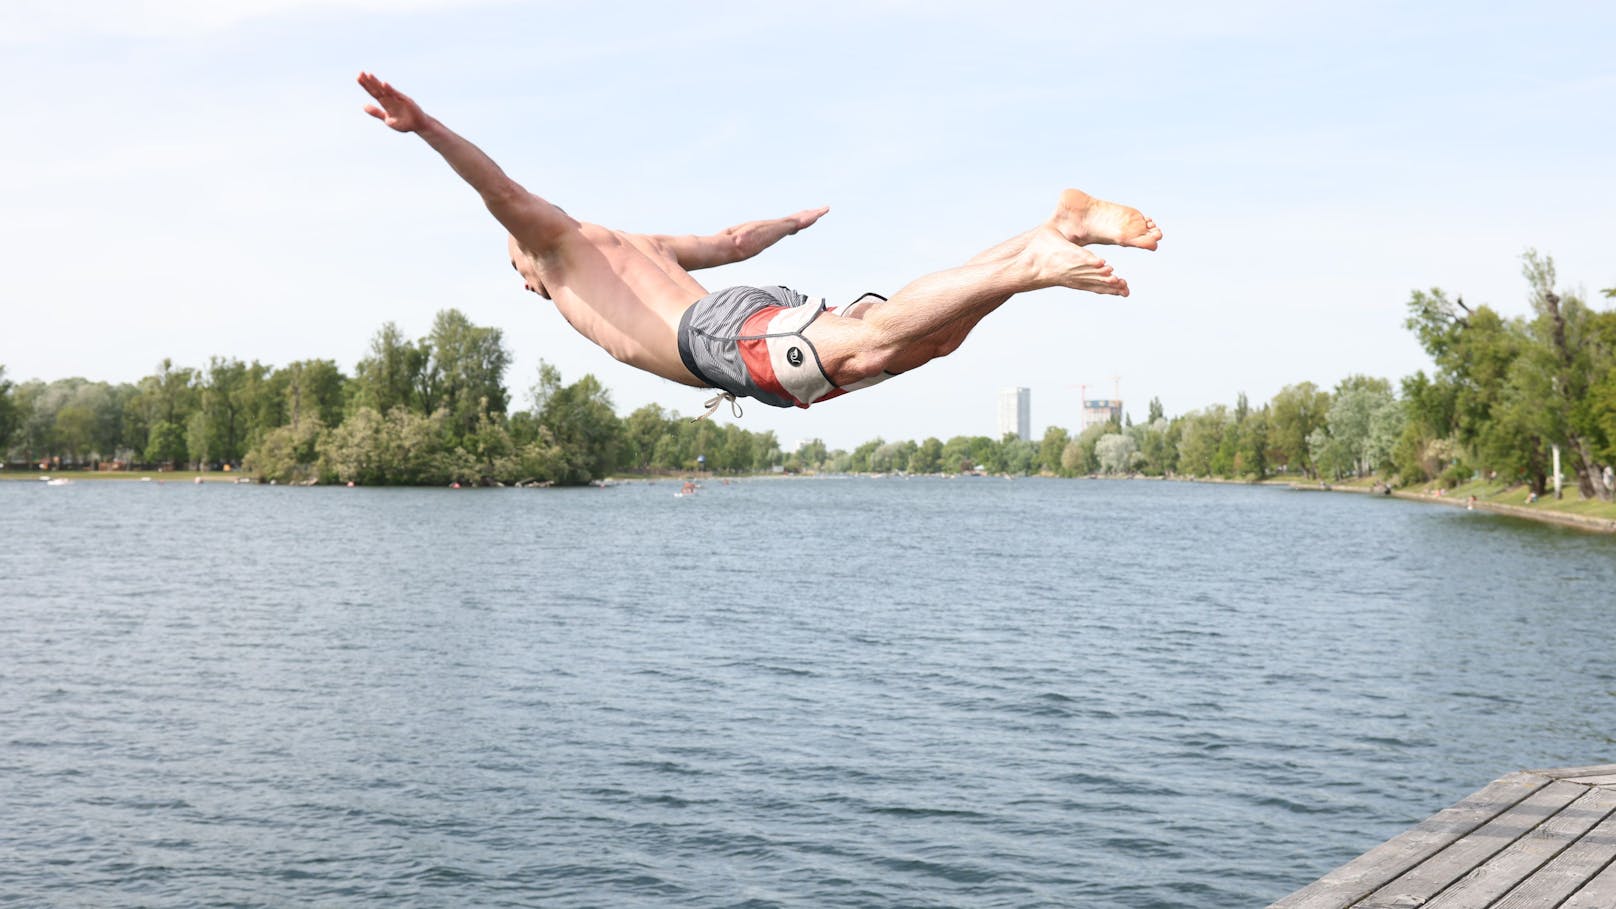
1267 772 1549 909
1537 762 1616 779
1421 785 1616 907
1354 780 1587 908
1559 773 1616 787
1493 791 1616 909
1560 856 1616 909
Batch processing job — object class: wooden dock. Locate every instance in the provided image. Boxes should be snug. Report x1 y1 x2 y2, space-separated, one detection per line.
1270 764 1616 907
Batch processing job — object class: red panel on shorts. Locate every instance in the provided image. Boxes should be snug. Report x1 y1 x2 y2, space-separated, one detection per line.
738 307 788 403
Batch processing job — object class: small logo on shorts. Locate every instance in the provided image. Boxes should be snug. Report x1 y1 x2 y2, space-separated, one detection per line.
786 347 804 367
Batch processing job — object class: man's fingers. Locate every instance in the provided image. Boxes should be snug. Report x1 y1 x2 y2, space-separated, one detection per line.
363 104 386 121
793 206 830 229
357 72 393 101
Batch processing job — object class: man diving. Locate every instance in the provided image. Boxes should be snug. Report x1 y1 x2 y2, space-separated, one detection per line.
357 72 1162 414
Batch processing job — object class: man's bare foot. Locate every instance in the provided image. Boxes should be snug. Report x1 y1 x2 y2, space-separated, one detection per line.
1051 189 1162 250
1027 226 1130 297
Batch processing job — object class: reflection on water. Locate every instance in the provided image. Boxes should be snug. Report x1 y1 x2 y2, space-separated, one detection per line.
3 478 1614 907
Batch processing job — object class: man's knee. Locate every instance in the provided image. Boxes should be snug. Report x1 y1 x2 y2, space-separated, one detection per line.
808 316 892 386
930 332 965 359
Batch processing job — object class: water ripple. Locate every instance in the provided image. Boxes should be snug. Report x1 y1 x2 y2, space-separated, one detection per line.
3 478 1615 907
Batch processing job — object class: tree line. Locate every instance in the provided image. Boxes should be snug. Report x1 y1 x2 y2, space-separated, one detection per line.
3 251 1612 495
0 309 782 486
814 253 1616 500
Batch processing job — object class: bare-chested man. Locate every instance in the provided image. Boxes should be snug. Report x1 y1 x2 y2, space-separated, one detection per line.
357 72 1162 414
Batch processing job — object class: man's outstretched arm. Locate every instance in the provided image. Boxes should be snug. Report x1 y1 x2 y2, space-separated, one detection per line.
650 207 830 271
357 72 570 243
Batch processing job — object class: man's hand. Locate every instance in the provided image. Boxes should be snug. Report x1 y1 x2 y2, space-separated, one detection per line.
785 206 830 235
358 72 428 133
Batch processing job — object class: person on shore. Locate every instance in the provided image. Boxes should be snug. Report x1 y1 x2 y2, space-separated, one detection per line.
356 72 1162 415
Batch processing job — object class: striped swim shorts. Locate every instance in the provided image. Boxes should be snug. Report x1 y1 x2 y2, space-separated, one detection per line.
676 285 892 409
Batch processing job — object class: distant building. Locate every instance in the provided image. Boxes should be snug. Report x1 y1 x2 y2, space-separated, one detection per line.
1081 398 1123 432
998 387 1031 441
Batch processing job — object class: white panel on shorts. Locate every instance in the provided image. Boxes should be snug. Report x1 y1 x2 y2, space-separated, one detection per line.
764 299 834 405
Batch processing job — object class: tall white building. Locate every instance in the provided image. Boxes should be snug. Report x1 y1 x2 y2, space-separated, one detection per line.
997 387 1031 441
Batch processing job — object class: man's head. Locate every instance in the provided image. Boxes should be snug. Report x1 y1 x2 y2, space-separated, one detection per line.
508 235 549 299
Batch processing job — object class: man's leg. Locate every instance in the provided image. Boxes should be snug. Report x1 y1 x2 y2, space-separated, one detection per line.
807 226 1123 381
806 190 1160 383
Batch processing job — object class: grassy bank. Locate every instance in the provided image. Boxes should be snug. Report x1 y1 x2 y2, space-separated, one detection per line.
1271 474 1616 533
0 469 246 484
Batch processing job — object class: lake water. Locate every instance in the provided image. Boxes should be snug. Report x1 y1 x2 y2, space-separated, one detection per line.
3 476 1614 908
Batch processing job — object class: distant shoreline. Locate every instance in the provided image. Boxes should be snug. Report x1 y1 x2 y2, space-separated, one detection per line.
12 467 1616 535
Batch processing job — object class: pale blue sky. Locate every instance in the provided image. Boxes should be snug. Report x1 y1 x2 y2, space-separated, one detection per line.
3 1 1611 449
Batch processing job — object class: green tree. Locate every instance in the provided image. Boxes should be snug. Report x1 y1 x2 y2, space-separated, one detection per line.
1517 251 1609 499
1308 425 1353 480
1405 287 1549 489
1584 309 1616 475
244 417 324 484
423 310 511 442
849 437 885 473
965 435 1003 473
271 359 346 434
351 321 429 416
1175 406 1229 478
883 439 917 474
128 359 198 464
1036 426 1070 475
1128 417 1173 476
1095 433 1137 475
0 366 18 458
796 438 829 472
495 424 568 485
53 402 97 464
1058 437 1088 476
940 435 976 473
532 363 622 484
10 381 47 462
1000 434 1037 475
145 419 188 467
1393 370 1460 482
1320 375 1399 477
1058 423 1108 476
15 379 124 465
909 437 943 474
317 406 457 485
621 404 672 471
1268 382 1330 477
193 357 251 465
1235 404 1270 480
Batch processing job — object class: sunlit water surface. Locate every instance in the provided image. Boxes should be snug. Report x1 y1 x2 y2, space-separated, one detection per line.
3 477 1614 907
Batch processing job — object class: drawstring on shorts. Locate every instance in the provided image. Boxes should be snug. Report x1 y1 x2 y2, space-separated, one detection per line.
693 391 743 422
